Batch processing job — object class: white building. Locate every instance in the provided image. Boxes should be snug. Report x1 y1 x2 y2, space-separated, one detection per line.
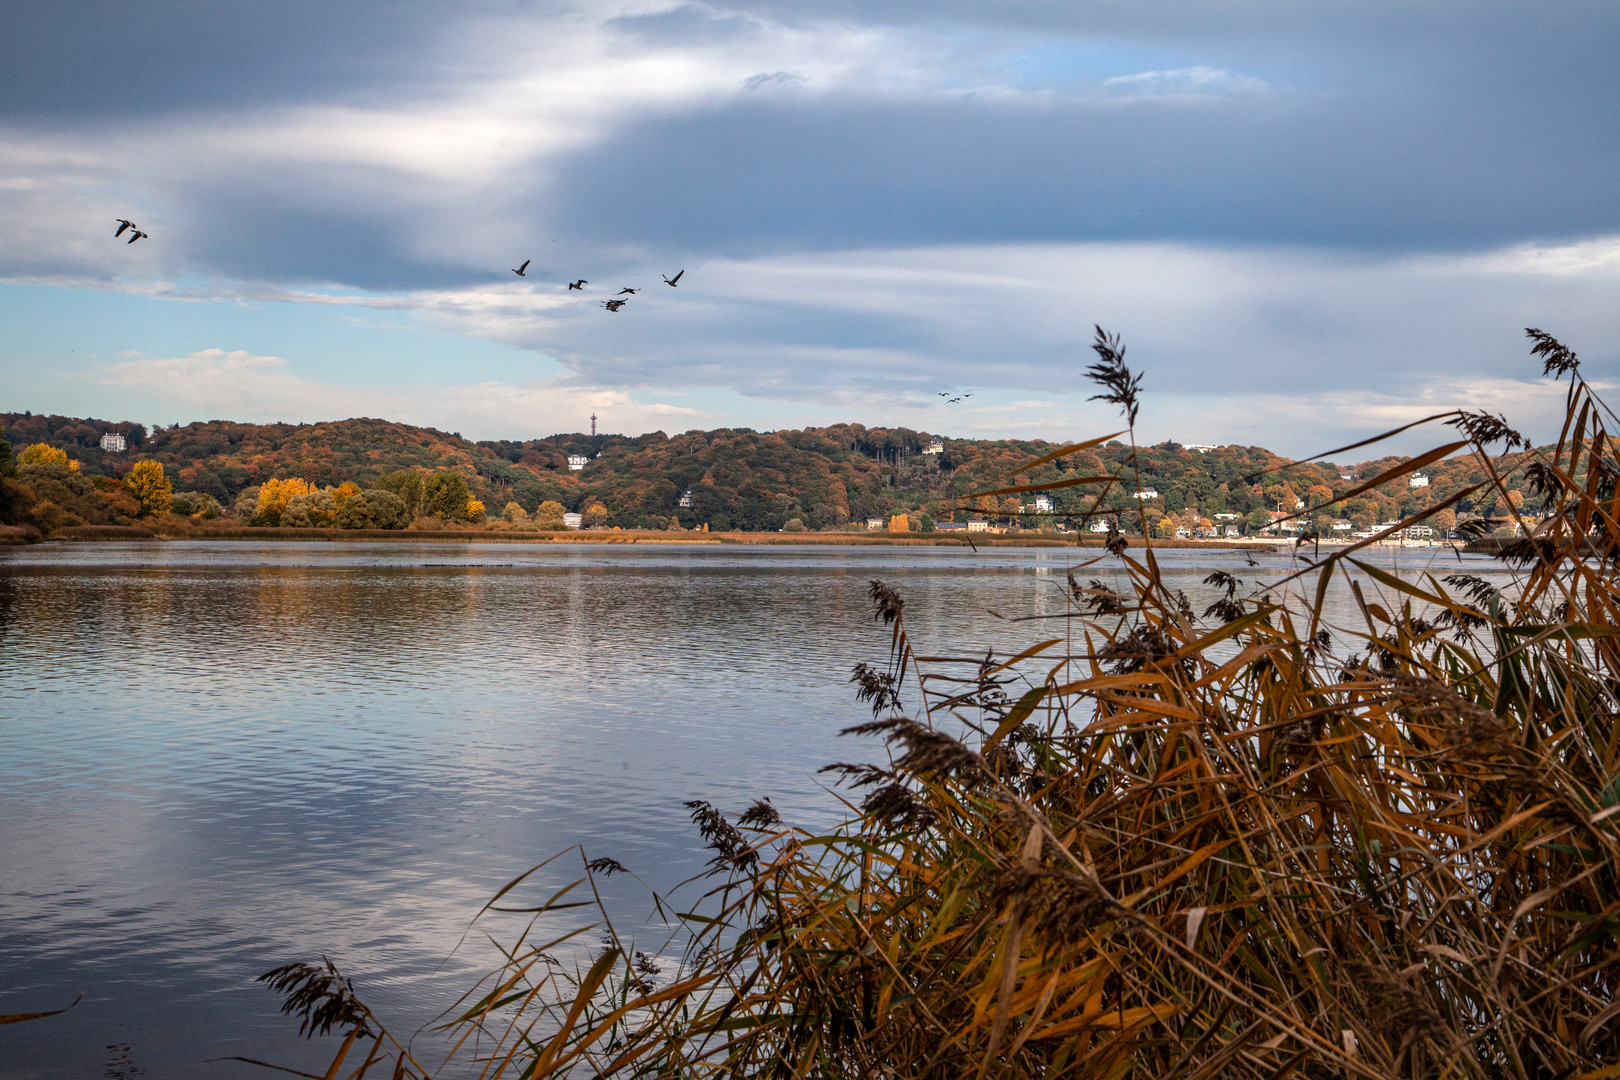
1333 519 1353 531
1135 489 1160 500
1224 524 1241 538
923 437 944 455
1409 474 1430 488
100 432 126 452
567 454 590 471
866 518 885 530
1182 444 1217 453
1089 518 1114 533
1028 492 1053 513
678 488 694 508
968 520 990 532
562 512 583 528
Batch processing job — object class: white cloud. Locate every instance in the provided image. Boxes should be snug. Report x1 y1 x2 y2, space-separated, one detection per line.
1104 65 1267 95
90 348 705 437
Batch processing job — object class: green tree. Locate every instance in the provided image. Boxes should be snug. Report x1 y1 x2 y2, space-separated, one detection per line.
1245 508 1271 534
124 460 173 516
0 438 14 478
423 470 469 521
377 470 425 517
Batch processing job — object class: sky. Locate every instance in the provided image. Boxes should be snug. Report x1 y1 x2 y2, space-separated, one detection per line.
0 0 1616 455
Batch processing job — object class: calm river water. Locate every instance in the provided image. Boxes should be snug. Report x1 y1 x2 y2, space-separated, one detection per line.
0 541 1517 1077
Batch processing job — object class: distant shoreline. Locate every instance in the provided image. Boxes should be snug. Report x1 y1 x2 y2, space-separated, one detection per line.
12 524 1413 551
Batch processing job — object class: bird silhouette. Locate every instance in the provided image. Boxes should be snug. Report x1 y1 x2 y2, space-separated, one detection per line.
616 287 638 295
512 260 530 277
115 219 135 237
126 230 148 244
938 392 949 397
947 396 962 403
602 298 627 312
568 279 587 290
662 270 684 286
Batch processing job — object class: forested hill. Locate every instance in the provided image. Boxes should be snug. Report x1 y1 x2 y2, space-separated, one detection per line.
1 411 1530 532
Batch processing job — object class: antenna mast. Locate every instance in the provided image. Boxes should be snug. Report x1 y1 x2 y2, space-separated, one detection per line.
591 413 597 437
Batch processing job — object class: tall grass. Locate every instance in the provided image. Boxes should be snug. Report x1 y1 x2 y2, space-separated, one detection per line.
258 328 1620 1079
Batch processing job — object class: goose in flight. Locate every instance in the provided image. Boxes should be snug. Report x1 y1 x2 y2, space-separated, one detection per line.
127 230 148 244
115 219 136 237
662 270 684 286
615 287 638 295
512 260 530 277
602 298 627 312
568 279 587 290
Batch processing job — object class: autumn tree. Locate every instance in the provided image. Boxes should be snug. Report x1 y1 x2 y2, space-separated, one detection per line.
465 498 486 524
502 501 527 524
582 501 609 528
124 460 173 516
256 477 313 526
535 500 567 528
18 443 78 473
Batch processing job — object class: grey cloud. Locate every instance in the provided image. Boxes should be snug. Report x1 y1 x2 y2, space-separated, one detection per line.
547 89 1618 258
0 0 458 123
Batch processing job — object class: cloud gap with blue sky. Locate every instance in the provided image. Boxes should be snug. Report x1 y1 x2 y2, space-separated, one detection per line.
1 0 1615 454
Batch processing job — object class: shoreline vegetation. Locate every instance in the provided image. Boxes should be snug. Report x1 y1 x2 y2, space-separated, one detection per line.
213 328 1620 1080
2 382 1541 547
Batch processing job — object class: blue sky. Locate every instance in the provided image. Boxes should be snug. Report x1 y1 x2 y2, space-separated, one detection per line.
1 0 1616 453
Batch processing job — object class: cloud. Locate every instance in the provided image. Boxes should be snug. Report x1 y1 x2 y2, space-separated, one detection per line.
90 348 705 437
1103 65 1266 94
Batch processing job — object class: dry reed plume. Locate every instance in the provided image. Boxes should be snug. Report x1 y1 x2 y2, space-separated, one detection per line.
255 328 1620 1080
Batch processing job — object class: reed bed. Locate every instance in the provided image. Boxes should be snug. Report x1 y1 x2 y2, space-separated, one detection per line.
256 328 1620 1080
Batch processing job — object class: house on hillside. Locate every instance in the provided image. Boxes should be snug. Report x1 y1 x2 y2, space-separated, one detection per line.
1409 474 1430 487
1026 492 1053 513
1183 444 1217 453
1090 518 1114 533
567 453 591 471
678 488 694 508
923 437 944 455
99 432 126 452
1135 489 1160 500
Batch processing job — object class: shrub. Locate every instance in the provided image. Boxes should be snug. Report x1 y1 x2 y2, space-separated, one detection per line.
783 517 806 532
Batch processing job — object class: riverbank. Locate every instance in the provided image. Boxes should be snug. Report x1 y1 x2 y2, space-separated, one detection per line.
28 522 1306 550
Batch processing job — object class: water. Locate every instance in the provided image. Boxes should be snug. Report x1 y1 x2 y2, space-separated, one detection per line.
0 541 1517 1077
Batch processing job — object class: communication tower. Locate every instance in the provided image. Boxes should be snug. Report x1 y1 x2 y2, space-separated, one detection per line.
591 413 597 437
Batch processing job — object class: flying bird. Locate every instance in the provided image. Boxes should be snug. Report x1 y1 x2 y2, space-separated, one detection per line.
615 287 638 295
602 298 627 311
512 260 530 276
568 279 587 290
126 230 148 244
946 396 962 403
662 270 684 287
115 219 135 237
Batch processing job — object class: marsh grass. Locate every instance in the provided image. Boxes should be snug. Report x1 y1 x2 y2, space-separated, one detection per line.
259 329 1620 1079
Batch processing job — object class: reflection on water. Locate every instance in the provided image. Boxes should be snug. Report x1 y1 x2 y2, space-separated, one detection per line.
0 542 1519 1076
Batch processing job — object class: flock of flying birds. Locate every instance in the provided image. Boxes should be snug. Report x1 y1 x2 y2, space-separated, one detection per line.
511 258 683 312
115 219 968 405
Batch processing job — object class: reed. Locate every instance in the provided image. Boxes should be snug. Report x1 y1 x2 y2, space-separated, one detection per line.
259 328 1620 1079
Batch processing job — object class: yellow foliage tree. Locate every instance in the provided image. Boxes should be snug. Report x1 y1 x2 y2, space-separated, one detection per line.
333 481 362 509
465 498 486 524
502 501 527 524
535 500 567 528
888 513 909 532
124 460 173 516
257 477 314 525
582 502 610 528
18 443 79 473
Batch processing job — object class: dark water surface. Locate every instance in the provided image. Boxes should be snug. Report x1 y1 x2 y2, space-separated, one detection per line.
0 542 1516 1077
